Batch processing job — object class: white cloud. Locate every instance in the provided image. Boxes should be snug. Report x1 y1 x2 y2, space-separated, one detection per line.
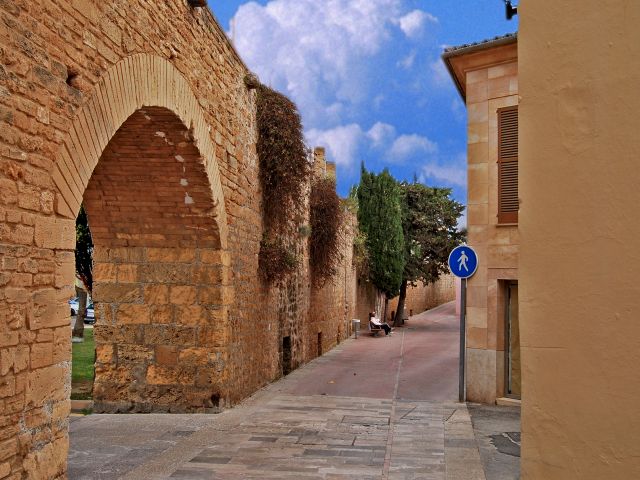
451 97 465 122
388 134 438 162
367 122 396 148
418 154 467 187
232 1 437 124
398 50 417 70
372 94 385 110
457 208 467 231
430 59 451 87
306 124 365 169
233 0 407 123
396 10 438 39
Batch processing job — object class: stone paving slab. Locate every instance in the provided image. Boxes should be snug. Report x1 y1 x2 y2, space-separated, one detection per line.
69 302 516 480
468 404 521 480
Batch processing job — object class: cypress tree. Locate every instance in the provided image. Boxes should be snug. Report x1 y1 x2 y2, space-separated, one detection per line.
357 166 405 298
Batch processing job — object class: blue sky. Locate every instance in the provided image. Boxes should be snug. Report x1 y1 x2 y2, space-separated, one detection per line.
207 1 518 226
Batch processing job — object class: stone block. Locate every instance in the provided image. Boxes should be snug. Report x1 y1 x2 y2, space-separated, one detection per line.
143 326 196 347
95 344 114 364
146 247 195 263
33 216 74 249
116 304 150 325
0 437 17 462
30 342 53 369
197 325 228 348
144 284 168 304
155 345 178 366
178 347 208 364
28 290 68 330
94 325 143 347
466 81 488 103
150 305 173 324
147 365 182 385
169 286 197 305
0 349 14 376
52 327 70 363
192 265 221 285
26 365 66 406
93 263 116 282
22 436 66 479
467 327 488 349
465 348 497 404
93 283 142 303
138 264 191 284
174 305 207 325
116 344 153 363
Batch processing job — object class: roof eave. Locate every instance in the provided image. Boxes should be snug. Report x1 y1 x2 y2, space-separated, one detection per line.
441 34 518 102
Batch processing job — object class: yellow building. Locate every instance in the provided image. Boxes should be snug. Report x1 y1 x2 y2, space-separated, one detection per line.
519 1 640 477
443 34 520 404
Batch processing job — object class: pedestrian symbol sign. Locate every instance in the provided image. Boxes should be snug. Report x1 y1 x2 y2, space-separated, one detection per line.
448 245 478 279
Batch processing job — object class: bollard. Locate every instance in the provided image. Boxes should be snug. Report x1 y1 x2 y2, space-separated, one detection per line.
352 319 360 339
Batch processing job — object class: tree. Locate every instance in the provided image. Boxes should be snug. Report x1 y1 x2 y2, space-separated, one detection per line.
393 181 464 326
357 165 405 301
72 205 93 339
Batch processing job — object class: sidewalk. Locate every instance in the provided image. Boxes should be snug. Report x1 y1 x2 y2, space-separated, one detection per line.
68 302 519 479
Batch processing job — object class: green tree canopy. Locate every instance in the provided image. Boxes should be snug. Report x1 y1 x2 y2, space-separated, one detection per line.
357 164 405 298
393 181 464 325
73 205 93 339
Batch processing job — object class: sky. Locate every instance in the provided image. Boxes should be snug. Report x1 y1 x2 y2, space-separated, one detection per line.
207 1 518 227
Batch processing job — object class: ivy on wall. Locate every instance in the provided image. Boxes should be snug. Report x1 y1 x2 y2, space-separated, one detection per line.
309 177 343 286
256 84 311 283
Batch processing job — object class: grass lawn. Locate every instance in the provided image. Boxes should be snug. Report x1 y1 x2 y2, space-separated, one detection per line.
71 328 95 400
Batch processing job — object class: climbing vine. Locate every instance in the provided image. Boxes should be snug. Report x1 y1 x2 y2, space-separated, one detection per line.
309 177 343 286
256 84 311 283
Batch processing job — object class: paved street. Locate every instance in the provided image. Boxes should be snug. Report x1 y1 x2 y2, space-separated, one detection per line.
69 302 519 479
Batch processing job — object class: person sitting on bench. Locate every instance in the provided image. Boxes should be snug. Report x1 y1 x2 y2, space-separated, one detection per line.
369 312 392 336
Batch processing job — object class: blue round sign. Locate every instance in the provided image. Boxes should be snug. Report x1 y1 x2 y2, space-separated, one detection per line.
448 245 478 279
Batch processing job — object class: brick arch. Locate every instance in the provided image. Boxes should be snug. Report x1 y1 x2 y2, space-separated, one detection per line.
51 53 228 251
83 106 230 413
46 55 234 414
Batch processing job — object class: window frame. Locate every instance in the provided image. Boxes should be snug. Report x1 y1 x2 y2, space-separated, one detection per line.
497 105 519 224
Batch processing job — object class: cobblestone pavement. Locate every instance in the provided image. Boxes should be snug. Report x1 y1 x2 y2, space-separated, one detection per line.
69 302 515 479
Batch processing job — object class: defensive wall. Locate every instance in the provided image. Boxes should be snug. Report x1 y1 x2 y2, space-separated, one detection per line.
0 1 358 477
0 1 454 477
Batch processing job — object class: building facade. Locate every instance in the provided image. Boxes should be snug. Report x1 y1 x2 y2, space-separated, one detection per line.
520 1 640 477
443 34 520 404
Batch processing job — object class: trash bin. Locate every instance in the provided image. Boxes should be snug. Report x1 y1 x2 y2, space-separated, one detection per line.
352 319 360 338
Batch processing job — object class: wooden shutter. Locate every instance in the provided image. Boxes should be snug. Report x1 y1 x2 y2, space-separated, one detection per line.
498 106 518 223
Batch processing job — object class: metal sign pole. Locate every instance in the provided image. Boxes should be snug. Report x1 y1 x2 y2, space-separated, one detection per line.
448 244 476 404
459 278 467 403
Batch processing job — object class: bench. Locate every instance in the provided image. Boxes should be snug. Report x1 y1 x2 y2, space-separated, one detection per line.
368 321 383 336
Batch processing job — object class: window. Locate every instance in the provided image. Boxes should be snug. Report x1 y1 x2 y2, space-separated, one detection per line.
498 106 518 224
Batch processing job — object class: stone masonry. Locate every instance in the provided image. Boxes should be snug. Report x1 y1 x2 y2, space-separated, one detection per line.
0 1 363 478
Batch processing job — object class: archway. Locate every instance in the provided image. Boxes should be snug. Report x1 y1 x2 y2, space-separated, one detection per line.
51 55 233 415
0 53 234 478
85 106 227 413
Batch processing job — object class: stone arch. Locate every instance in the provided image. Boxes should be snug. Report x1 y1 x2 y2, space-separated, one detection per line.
51 53 228 251
50 54 233 413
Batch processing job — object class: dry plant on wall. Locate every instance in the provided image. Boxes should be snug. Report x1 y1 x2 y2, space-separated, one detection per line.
256 84 311 283
344 188 370 280
310 177 344 287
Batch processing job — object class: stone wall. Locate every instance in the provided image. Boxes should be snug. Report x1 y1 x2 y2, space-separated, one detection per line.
355 275 456 327
0 1 355 478
307 150 357 358
387 275 457 320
